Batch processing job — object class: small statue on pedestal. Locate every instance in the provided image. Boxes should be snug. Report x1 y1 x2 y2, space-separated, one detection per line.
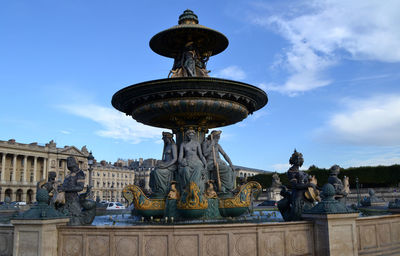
278 150 320 221
56 157 96 225
327 165 349 204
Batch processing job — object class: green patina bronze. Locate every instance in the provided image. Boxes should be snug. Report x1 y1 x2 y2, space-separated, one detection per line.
118 10 266 220
13 189 67 220
304 184 358 215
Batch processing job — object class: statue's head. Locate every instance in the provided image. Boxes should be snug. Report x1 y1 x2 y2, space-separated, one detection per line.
289 149 304 167
48 171 57 181
66 157 79 173
211 130 222 141
162 132 174 142
329 165 341 176
185 129 196 140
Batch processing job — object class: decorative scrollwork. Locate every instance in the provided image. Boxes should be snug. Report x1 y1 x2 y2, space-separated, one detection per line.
177 182 208 210
122 185 165 210
219 181 261 208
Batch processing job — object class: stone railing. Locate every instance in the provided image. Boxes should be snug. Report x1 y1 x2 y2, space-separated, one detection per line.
57 221 315 256
2 213 400 255
0 224 14 256
356 215 400 255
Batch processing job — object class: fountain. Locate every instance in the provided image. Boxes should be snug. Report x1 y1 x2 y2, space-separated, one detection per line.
113 10 267 220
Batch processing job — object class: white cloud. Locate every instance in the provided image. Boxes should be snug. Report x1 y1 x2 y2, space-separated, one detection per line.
271 163 290 172
316 95 400 146
345 154 400 168
60 130 71 135
251 0 400 94
215 65 246 80
59 104 163 144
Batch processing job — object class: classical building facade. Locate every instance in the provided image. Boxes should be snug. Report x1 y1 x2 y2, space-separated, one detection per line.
92 162 134 202
129 158 158 191
0 139 136 203
234 165 271 178
0 139 90 203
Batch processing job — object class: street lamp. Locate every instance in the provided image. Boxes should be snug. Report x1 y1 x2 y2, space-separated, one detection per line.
356 177 360 208
87 151 94 198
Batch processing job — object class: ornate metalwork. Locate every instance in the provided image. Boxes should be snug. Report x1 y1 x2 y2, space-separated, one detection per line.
304 184 357 214
123 185 166 211
219 181 262 208
177 182 208 210
112 77 267 130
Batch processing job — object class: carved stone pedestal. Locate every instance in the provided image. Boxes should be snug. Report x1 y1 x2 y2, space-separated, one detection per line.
303 212 359 256
266 187 282 201
11 218 69 256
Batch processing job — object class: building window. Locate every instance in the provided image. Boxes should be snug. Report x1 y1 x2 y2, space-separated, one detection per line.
59 160 62 168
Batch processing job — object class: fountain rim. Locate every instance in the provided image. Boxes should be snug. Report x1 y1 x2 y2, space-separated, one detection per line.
111 76 268 114
149 24 229 58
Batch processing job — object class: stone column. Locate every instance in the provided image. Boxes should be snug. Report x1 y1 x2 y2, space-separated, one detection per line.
21 189 27 202
11 218 69 256
302 184 359 256
43 158 47 180
303 213 359 256
12 154 17 181
23 155 28 183
33 157 38 182
1 153 5 181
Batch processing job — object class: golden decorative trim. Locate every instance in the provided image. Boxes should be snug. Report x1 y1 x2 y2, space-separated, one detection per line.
219 181 262 208
123 185 165 210
177 182 208 210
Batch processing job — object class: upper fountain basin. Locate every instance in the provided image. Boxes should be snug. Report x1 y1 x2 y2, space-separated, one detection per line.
112 77 268 129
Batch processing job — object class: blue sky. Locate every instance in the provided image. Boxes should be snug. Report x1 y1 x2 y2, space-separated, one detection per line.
1 0 400 172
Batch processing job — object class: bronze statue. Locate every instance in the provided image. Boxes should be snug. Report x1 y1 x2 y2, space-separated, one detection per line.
178 129 207 193
202 130 235 194
271 173 282 188
150 132 178 198
56 157 96 225
327 165 348 204
169 42 210 78
278 150 319 221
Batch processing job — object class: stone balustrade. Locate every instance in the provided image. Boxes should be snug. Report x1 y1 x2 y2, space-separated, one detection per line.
1 214 400 255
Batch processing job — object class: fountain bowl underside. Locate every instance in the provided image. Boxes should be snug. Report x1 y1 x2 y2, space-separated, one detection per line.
112 77 268 129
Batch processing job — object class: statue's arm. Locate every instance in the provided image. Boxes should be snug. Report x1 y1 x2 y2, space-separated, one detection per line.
61 182 84 192
218 145 234 169
163 144 178 168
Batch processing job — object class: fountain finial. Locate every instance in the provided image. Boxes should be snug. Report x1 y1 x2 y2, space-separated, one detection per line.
179 9 199 24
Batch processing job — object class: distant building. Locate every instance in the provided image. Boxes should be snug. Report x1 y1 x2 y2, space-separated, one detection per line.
234 165 271 178
0 139 89 203
129 158 158 190
0 139 135 203
92 161 134 202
